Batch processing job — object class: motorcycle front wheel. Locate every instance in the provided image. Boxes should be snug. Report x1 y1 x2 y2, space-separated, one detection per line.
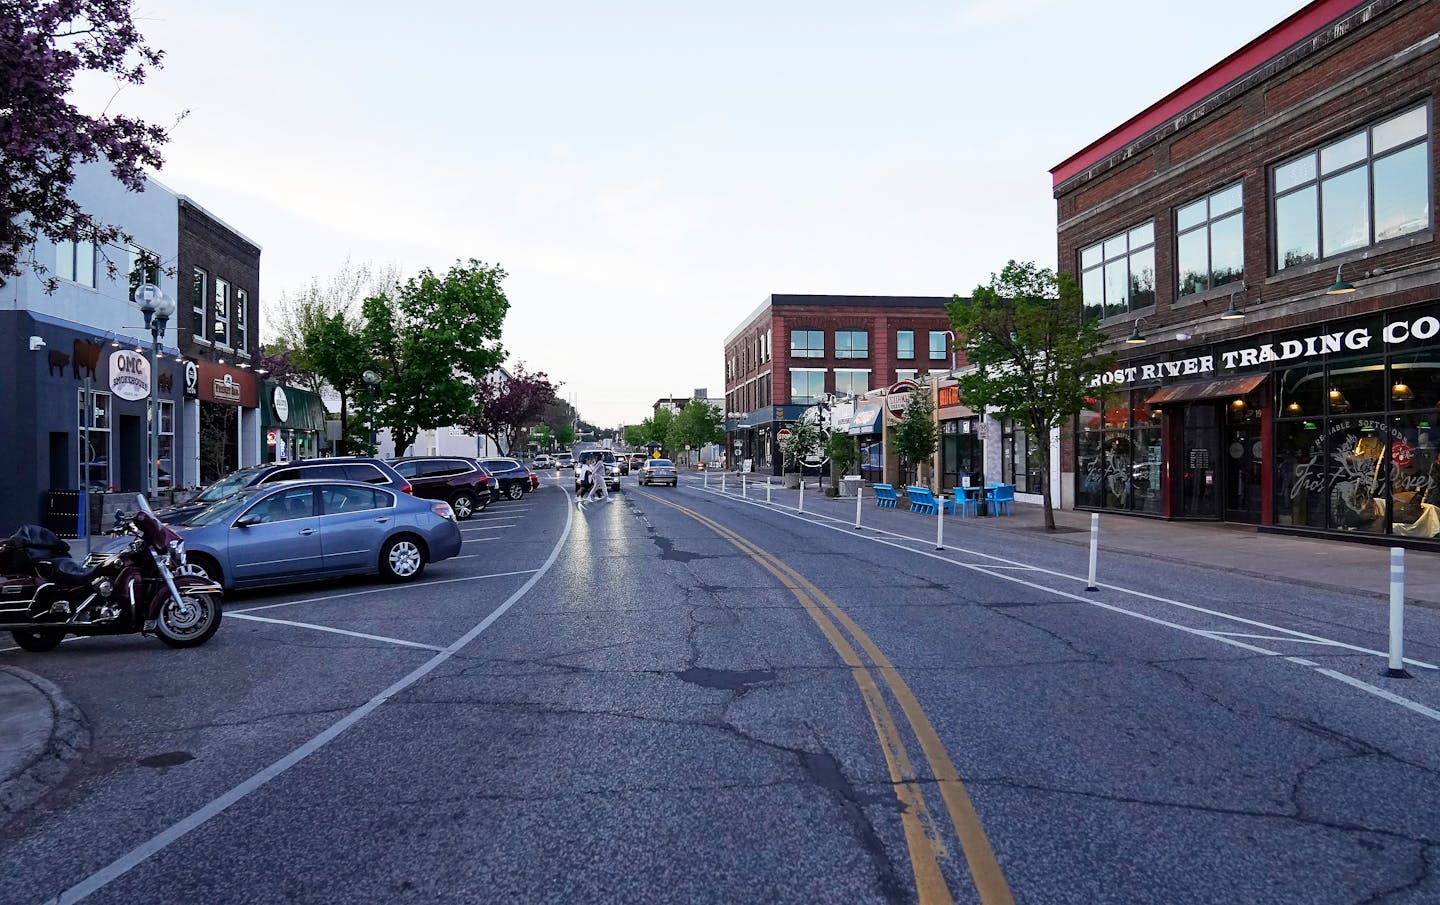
10 629 64 652
155 592 222 648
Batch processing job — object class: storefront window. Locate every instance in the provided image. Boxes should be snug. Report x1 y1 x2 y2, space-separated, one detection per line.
1327 353 1386 416
77 389 111 491
1077 395 1105 508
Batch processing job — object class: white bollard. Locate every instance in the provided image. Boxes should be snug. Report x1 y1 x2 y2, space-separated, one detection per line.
721 472 727 494
766 481 772 505
742 474 747 499
1085 513 1100 592
854 484 863 530
935 496 944 550
1386 547 1411 678
704 468 709 488
799 477 805 513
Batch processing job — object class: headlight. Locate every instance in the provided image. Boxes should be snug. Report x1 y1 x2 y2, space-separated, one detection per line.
168 538 186 564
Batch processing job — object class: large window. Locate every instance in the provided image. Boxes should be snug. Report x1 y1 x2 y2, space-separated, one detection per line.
790 329 824 359
192 268 207 340
928 331 950 361
835 330 868 359
1001 420 1045 494
834 369 869 397
896 330 915 360
127 244 160 302
214 278 231 347
790 369 825 404
895 369 918 383
235 289 248 353
1080 222 1156 320
157 400 174 487
55 233 96 289
1176 183 1243 297
1273 105 1430 270
1076 389 1162 514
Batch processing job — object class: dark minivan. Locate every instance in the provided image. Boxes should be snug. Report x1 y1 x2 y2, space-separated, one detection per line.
391 456 498 520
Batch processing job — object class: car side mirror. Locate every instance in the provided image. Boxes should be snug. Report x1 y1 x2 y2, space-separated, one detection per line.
234 515 260 528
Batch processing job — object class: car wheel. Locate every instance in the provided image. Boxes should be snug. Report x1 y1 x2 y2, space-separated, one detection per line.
380 535 426 582
450 491 480 519
186 552 222 585
507 483 525 501
11 629 64 652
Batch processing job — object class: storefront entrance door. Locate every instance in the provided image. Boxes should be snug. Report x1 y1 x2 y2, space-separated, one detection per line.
1180 405 1221 519
1224 423 1264 524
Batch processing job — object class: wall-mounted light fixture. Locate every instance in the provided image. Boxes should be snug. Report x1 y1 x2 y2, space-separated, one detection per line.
1125 317 1148 344
1219 280 1247 320
1326 264 1356 295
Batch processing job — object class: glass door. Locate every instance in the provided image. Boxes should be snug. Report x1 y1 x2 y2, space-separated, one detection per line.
1224 423 1264 523
1180 404 1221 519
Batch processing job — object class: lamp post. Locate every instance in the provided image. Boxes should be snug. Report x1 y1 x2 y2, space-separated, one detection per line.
362 369 381 453
941 329 958 372
133 283 176 501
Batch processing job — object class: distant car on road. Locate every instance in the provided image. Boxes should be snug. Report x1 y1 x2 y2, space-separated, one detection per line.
638 458 678 487
532 454 554 470
391 456 498 519
555 453 574 470
574 449 620 491
175 479 462 590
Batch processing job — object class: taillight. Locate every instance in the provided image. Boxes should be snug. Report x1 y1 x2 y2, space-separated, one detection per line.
402 483 413 494
432 501 456 521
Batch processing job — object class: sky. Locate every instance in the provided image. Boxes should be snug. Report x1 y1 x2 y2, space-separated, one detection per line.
79 0 1308 427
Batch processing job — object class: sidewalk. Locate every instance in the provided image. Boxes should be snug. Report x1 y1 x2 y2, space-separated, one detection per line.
700 472 1440 607
0 665 89 825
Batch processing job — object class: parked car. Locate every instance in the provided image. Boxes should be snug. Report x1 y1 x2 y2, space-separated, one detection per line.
174 479 462 590
574 449 620 491
390 456 498 519
150 457 411 528
638 458 679 486
479 457 536 500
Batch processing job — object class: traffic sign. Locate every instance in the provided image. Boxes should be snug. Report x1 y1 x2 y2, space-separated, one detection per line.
777 428 792 440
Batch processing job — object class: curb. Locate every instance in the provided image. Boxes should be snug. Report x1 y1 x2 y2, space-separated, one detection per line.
0 665 90 826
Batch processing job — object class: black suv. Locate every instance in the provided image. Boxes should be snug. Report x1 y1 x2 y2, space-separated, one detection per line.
479 457 537 500
391 456 497 519
152 457 411 527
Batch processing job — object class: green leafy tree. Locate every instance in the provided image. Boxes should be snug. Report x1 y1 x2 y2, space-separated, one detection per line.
780 416 821 472
362 259 509 456
825 430 860 493
667 401 724 461
303 309 369 454
623 424 646 448
531 424 553 451
892 389 938 488
555 423 576 449
949 259 1114 529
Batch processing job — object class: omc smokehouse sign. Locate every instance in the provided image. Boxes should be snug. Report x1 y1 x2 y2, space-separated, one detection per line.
1094 310 1440 388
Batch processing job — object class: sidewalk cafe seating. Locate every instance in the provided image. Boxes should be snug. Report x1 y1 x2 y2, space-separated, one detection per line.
986 483 1015 516
905 486 955 516
873 484 899 508
955 485 982 518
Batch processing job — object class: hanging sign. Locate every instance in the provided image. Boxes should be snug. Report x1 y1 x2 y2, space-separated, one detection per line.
108 350 151 401
272 386 290 422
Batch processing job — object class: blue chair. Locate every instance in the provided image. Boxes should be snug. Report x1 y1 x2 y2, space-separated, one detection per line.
986 483 1015 516
905 486 937 515
872 483 899 508
955 486 980 518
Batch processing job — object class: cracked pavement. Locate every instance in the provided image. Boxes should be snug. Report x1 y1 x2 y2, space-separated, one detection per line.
3 475 1440 903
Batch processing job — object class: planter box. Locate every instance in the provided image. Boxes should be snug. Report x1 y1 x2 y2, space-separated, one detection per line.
783 473 801 489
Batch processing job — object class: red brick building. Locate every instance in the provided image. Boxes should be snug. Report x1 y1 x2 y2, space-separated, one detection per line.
1054 0 1440 544
723 294 956 473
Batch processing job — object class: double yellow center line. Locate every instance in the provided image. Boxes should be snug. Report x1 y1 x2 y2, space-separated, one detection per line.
638 491 1014 905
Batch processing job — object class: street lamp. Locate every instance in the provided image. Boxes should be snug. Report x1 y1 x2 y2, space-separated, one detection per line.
941 330 958 372
362 369 381 452
133 283 176 500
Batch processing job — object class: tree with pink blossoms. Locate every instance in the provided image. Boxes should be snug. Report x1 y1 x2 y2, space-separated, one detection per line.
462 364 560 457
1 1 180 287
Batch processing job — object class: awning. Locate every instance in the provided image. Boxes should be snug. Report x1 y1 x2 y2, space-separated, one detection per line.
1147 373 1267 405
849 400 884 435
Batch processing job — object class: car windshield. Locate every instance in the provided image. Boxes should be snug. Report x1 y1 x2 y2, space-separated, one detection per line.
186 487 265 527
649 459 673 467
194 467 266 503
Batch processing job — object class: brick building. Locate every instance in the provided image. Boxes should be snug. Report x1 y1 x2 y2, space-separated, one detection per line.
1054 0 1440 543
722 294 956 474
176 198 263 484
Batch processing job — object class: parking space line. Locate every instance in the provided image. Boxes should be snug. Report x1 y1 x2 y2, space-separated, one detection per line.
229 571 539 614
462 524 516 532
227 613 446 651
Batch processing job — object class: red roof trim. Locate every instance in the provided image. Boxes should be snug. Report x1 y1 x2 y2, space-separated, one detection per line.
1051 0 1359 189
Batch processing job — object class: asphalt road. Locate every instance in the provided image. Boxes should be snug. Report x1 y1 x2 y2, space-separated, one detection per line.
4 471 1440 904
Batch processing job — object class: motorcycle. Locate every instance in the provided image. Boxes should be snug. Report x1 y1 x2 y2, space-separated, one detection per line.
0 495 223 652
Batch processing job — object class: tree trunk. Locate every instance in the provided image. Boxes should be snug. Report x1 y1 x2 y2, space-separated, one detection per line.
395 428 416 459
338 392 350 456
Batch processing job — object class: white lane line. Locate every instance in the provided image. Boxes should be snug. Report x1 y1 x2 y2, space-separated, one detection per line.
1286 657 1320 667
1201 632 1346 645
1317 668 1440 723
229 571 539 614
462 524 516 532
698 487 1440 670
48 487 575 905
227 614 446 652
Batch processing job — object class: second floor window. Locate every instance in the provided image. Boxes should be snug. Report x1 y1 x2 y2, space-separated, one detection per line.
235 289 248 353
1274 104 1430 270
790 369 824 404
192 269 207 339
929 330 950 361
1176 183 1243 297
1080 222 1155 320
791 329 824 358
897 330 915 360
835 330 868 359
834 369 869 397
214 278 230 347
896 368 918 383
55 233 96 289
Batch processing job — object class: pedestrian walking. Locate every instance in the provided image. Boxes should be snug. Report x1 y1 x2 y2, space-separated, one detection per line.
586 455 610 503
